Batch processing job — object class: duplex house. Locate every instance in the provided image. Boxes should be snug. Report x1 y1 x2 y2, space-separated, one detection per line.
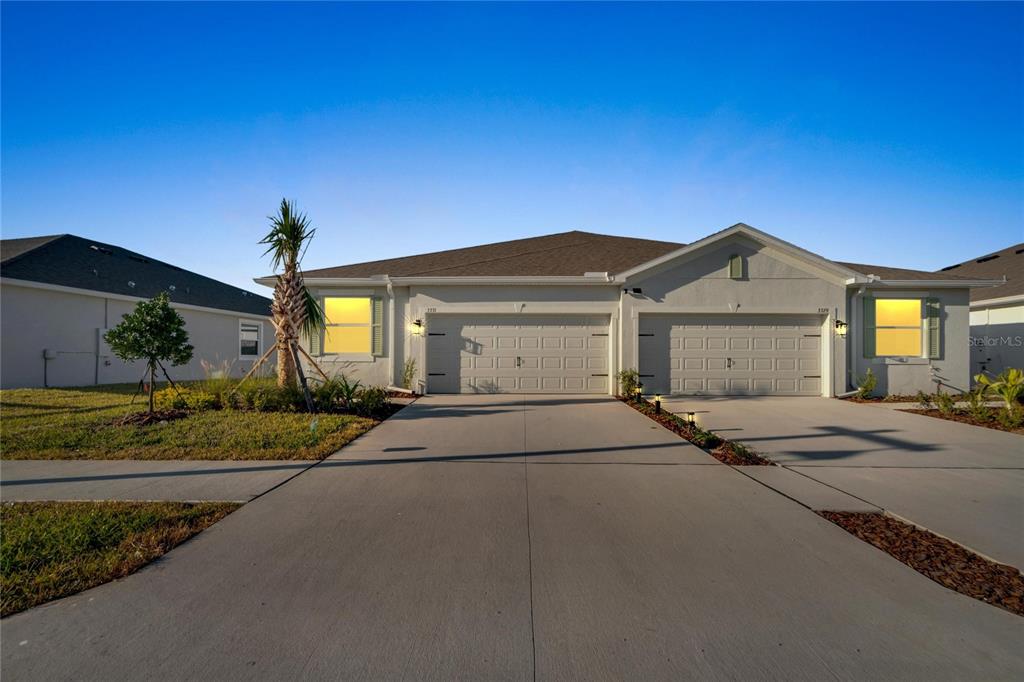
938 243 1023 379
258 224 998 397
1 234 274 388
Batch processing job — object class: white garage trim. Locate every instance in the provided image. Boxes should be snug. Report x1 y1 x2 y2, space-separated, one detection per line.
425 314 612 394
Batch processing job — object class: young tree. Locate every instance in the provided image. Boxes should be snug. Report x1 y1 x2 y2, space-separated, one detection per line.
259 199 323 395
104 293 194 413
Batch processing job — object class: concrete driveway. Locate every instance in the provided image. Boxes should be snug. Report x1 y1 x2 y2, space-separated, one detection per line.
2 396 1021 680
666 396 1024 567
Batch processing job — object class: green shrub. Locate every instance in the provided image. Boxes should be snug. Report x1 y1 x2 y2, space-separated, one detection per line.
617 369 640 398
976 368 1024 414
995 404 1024 430
964 389 991 422
915 391 934 410
690 428 721 449
933 391 956 417
855 368 877 399
353 386 391 419
153 387 220 412
401 358 417 391
154 387 188 411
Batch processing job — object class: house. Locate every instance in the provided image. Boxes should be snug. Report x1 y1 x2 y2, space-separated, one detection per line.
1 234 274 389
938 243 1023 379
257 224 999 397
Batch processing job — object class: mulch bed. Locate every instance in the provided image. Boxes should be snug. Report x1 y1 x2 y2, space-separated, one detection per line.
901 408 1024 435
620 397 775 466
842 394 922 403
112 409 189 427
819 511 1024 617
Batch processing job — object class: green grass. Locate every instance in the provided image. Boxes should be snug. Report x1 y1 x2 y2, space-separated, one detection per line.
1 501 239 617
0 383 377 460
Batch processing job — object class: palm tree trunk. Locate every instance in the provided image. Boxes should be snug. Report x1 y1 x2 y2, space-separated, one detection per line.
276 323 296 387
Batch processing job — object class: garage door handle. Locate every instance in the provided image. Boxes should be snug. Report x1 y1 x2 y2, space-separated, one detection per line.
516 356 521 368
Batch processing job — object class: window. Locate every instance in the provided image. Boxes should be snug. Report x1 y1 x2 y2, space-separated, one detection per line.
322 297 382 355
872 299 921 356
728 254 744 279
240 322 260 358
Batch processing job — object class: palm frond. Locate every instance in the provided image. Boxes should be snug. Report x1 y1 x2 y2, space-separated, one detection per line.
301 286 325 339
259 198 316 273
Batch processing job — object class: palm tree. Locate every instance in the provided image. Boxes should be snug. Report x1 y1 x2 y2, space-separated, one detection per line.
259 199 324 392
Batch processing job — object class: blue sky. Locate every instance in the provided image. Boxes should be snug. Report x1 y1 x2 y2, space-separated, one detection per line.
2 2 1021 294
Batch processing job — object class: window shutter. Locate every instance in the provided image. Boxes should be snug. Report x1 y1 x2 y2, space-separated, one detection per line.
371 297 384 356
925 298 940 359
309 326 321 356
309 296 323 356
862 297 875 358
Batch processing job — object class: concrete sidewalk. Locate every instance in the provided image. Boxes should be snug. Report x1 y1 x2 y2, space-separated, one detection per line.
0 459 314 502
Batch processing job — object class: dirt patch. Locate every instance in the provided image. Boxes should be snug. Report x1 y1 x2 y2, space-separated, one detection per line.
901 408 1024 435
819 511 1024 617
112 409 189 427
620 397 775 466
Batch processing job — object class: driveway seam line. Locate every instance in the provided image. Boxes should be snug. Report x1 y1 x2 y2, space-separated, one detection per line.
782 465 887 510
524 395 537 682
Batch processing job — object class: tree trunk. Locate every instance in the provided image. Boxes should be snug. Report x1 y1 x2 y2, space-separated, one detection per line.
148 363 156 413
276 324 296 388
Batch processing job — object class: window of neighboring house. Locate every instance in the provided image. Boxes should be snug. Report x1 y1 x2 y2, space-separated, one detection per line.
324 297 373 354
873 299 922 356
240 322 260 358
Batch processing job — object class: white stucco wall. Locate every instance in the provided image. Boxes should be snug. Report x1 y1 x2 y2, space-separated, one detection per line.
969 301 1024 380
1 282 274 389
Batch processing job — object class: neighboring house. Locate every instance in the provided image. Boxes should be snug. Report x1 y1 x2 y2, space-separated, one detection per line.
1 234 274 389
938 243 1023 379
256 224 999 397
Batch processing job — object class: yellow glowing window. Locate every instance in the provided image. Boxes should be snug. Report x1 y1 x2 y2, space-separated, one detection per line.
323 297 372 354
874 299 922 356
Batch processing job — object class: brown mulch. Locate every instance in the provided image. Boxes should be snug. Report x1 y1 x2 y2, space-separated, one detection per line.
843 394 921 403
619 397 775 466
902 408 1024 435
111 409 189 427
819 511 1024 617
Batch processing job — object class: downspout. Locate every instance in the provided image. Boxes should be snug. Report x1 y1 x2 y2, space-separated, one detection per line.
386 278 395 387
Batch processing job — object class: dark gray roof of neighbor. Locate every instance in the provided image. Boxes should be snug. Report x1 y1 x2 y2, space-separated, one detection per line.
1 234 272 317
302 230 686 278
937 243 1023 303
837 261 980 282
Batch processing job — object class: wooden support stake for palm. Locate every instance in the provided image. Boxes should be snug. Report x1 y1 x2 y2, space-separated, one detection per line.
290 340 315 412
296 344 331 382
232 345 275 392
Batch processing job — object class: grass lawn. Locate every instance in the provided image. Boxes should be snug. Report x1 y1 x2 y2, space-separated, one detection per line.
1 501 239 617
0 384 378 460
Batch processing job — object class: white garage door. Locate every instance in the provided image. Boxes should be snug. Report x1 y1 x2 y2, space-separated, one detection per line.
638 315 823 396
426 315 610 394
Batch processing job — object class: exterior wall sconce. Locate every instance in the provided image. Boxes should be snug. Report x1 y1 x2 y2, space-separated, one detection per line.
835 320 848 337
411 319 424 335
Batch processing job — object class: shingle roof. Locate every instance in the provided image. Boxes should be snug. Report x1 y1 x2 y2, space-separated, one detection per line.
302 230 684 278
1 234 272 317
836 261 980 282
937 243 1023 303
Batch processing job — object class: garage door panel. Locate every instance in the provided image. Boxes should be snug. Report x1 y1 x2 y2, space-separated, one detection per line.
639 314 823 396
428 315 610 394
